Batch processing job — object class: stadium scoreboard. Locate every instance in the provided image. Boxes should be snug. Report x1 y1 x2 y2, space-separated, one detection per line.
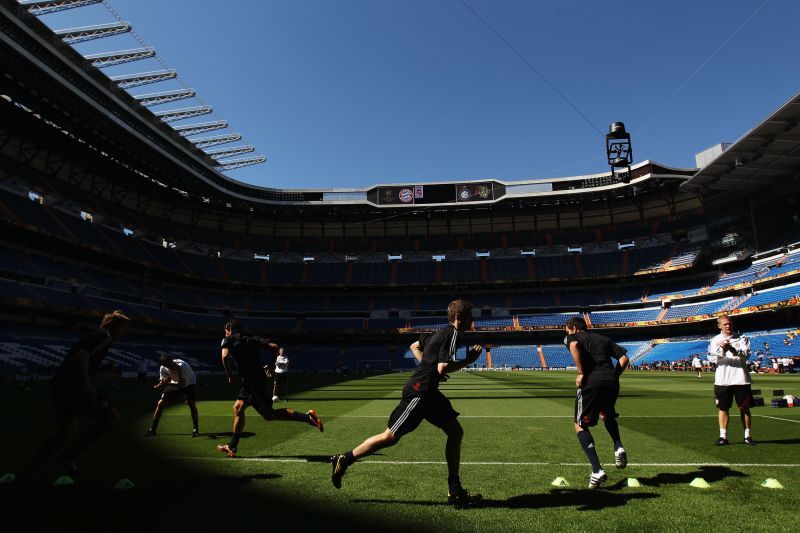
369 181 505 206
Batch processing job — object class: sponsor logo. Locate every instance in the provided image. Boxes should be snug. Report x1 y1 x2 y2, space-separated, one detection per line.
459 188 470 200
399 188 413 203
414 185 424 198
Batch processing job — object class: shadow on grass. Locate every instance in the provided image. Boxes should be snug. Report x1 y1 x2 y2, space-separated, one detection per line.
203 431 256 439
606 466 746 489
200 472 282 485
749 438 800 445
353 489 659 511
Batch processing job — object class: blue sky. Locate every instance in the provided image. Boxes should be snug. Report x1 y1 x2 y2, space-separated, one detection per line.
37 0 800 189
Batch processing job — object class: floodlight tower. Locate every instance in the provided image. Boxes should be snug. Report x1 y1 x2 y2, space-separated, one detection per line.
606 122 633 183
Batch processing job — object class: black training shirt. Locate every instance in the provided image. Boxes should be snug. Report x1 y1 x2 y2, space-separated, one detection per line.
221 333 270 384
566 330 626 383
52 329 113 387
403 325 458 397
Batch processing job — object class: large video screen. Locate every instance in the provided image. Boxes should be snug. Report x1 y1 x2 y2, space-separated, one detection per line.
373 181 499 205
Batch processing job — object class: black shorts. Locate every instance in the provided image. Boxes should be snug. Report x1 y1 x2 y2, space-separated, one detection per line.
50 383 115 424
714 384 753 411
386 390 459 437
237 381 273 415
575 380 619 428
161 385 196 404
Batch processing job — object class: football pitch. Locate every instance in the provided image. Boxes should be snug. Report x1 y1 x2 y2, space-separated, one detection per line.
1 371 797 532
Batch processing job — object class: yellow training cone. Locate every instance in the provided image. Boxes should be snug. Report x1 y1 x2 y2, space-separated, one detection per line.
551 477 570 487
761 478 784 489
626 478 641 487
689 477 711 489
53 475 75 486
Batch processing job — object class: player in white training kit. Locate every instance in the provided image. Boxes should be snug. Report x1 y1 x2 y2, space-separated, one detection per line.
145 355 199 437
271 348 289 402
707 315 754 446
692 355 703 378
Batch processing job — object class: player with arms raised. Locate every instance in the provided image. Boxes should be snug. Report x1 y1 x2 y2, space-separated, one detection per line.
330 299 483 507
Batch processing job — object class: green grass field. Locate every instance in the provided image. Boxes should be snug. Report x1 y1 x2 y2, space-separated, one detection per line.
1 370 798 532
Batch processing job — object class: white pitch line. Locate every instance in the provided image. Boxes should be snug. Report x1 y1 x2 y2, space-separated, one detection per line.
755 414 800 424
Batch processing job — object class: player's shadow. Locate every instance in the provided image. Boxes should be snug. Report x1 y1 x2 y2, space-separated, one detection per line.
610 466 746 489
353 490 658 511
206 431 256 439
199 473 282 486
747 438 800 445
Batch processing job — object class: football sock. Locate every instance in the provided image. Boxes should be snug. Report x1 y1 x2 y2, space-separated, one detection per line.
342 451 355 467
150 418 159 431
603 416 622 450
720 429 727 439
744 428 751 439
577 430 602 474
448 475 462 494
291 411 308 423
229 433 241 450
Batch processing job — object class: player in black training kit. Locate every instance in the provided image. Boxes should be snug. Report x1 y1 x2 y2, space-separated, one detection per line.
330 299 484 507
216 320 323 457
21 310 130 480
564 316 629 489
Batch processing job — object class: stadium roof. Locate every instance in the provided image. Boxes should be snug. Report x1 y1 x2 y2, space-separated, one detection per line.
682 90 800 194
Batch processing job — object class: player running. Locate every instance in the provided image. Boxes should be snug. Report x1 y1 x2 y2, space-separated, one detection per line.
564 316 629 490
707 315 754 446
20 310 130 480
330 299 484 507
145 355 200 437
216 320 323 457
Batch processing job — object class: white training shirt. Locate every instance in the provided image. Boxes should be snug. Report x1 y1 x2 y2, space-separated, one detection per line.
692 356 702 368
274 354 289 374
707 333 751 386
159 358 197 390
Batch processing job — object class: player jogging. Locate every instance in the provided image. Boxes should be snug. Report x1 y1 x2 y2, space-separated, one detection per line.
564 316 629 490
707 315 754 446
216 320 323 457
330 299 484 507
145 355 199 437
692 354 703 378
21 310 130 479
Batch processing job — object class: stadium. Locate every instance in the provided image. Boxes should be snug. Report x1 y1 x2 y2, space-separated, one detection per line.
0 1 798 531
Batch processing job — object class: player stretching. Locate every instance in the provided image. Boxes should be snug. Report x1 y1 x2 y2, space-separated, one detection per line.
330 299 483 507
21 310 130 479
145 355 199 437
564 316 629 490
708 315 754 446
216 320 323 457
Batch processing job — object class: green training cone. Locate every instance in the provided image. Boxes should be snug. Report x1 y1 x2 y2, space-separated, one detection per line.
0 473 16 484
626 478 641 488
761 478 784 489
551 477 570 487
53 475 75 486
689 477 711 489
113 478 135 490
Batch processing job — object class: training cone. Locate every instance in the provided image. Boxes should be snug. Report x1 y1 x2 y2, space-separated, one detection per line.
113 478 135 490
761 478 784 489
626 478 641 488
689 477 711 489
0 473 15 484
551 477 569 487
53 475 75 486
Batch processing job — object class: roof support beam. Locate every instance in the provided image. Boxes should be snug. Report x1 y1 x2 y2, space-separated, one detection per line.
54 22 131 44
21 0 101 16
133 89 196 107
84 47 155 68
110 70 177 89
